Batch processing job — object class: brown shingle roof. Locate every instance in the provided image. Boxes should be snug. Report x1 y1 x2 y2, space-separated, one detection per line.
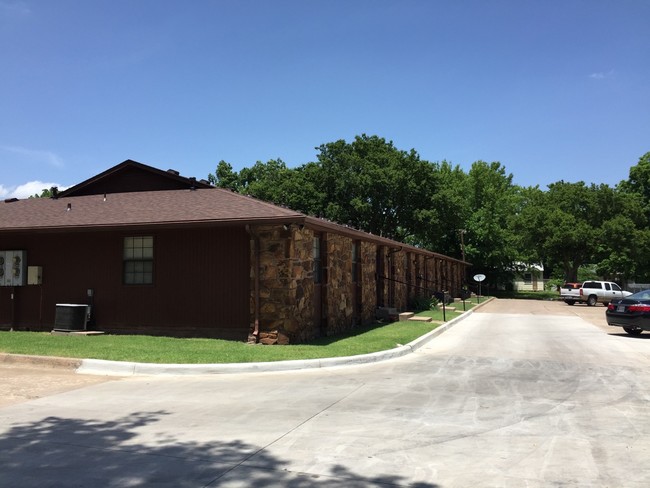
0 186 468 264
0 188 303 231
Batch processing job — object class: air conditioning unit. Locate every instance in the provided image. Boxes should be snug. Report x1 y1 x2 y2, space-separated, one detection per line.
1 250 27 286
55 304 90 330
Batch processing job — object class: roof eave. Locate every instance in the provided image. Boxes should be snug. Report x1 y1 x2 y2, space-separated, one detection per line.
0 215 308 234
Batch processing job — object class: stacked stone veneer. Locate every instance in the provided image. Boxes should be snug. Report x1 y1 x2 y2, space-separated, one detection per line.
320 233 351 335
360 241 377 324
250 224 467 344
376 249 466 308
317 236 380 335
250 225 317 345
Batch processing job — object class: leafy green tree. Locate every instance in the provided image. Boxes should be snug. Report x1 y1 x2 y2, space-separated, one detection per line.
237 159 290 202
610 151 650 281
416 161 470 258
514 180 645 282
208 161 240 190
208 159 309 208
595 215 638 280
29 187 56 198
280 162 325 216
521 181 602 282
310 134 438 241
593 188 648 281
462 161 520 286
206 140 650 287
619 151 650 215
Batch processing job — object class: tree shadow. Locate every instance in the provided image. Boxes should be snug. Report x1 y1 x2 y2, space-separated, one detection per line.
306 321 395 346
0 411 440 487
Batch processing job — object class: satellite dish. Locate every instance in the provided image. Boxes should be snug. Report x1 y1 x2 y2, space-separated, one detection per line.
473 274 486 282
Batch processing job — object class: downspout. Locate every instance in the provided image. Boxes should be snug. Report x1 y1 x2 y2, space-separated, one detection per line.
246 225 260 342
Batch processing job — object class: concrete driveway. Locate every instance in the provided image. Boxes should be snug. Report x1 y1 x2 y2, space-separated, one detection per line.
1 299 650 487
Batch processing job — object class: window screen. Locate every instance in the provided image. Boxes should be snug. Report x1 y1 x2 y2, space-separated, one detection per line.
124 236 154 284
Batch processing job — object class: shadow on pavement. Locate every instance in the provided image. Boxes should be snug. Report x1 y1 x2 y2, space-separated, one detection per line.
0 411 440 487
607 332 650 339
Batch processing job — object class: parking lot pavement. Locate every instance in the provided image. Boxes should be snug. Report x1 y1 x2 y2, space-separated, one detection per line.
476 297 615 332
0 298 634 409
2 298 650 487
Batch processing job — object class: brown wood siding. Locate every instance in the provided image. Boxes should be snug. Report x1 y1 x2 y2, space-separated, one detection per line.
68 166 200 196
0 226 250 339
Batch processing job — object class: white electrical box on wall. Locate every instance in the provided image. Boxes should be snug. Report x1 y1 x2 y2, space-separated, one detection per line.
27 266 42 285
1 250 27 286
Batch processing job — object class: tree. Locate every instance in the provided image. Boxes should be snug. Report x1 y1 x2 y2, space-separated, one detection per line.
593 188 648 282
205 139 650 287
513 180 642 282
529 182 601 281
619 151 650 216
416 161 470 258
208 159 309 208
462 161 520 286
29 187 56 198
309 134 438 241
207 161 239 191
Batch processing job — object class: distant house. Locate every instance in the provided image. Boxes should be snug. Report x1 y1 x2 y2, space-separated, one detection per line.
511 264 546 292
0 160 469 344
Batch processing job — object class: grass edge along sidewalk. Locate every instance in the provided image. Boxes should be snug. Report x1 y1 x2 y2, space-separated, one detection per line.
0 298 491 369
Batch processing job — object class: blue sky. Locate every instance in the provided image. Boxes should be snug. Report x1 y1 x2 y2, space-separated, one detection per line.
1 0 648 198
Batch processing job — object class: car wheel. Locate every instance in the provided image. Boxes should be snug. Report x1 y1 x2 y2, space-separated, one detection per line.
565 300 575 305
623 326 643 336
587 295 597 306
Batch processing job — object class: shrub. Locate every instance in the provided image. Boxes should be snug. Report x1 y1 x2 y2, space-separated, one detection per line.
409 295 439 311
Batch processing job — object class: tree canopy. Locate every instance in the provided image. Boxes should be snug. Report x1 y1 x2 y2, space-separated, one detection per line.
208 139 650 287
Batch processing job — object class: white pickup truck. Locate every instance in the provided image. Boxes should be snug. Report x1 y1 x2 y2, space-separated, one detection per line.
559 282 582 305
561 280 631 306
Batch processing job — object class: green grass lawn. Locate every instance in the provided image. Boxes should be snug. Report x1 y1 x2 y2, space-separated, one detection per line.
0 298 485 364
492 290 559 300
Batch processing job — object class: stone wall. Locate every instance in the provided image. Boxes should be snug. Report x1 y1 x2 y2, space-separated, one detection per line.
250 223 467 345
321 236 385 333
371 246 410 311
322 233 354 336
360 241 377 325
250 224 316 345
390 250 408 311
421 256 467 298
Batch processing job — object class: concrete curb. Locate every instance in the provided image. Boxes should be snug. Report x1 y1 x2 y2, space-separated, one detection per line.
3 298 494 377
77 298 493 376
0 353 82 370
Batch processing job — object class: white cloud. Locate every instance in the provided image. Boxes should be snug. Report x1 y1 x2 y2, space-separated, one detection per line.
1 181 67 199
589 70 614 80
0 1 31 17
0 145 64 168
